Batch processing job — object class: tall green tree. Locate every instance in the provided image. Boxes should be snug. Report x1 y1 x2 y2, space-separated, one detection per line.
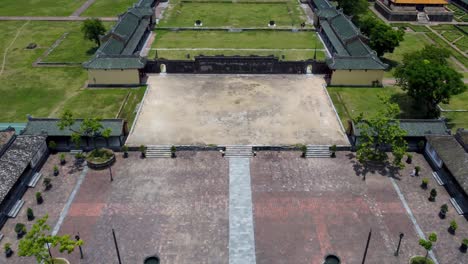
336 0 368 19
358 16 405 57
58 110 112 148
355 95 407 168
81 18 106 46
18 215 83 264
395 45 466 118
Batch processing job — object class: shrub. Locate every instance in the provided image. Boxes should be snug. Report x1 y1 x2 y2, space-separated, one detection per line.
417 140 425 152
4 243 11 251
406 154 412 163
36 192 43 204
450 220 458 233
48 141 57 150
59 153 66 165
122 145 128 153
53 165 59 176
15 223 26 235
421 178 429 189
27 208 34 221
330 145 337 158
43 177 52 190
139 145 146 158
75 152 85 159
4 242 13 257
429 188 437 201
463 238 468 246
415 166 421 176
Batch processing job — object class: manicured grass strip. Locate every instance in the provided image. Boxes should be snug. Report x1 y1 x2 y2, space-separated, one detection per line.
158 1 307 27
426 32 468 68
81 0 136 17
118 87 147 125
0 0 87 16
60 89 130 119
149 49 325 61
440 90 468 110
442 111 468 131
391 23 430 32
454 36 468 53
153 30 321 49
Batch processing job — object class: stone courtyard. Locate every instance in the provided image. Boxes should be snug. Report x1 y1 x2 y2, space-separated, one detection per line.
127 74 348 146
2 151 466 264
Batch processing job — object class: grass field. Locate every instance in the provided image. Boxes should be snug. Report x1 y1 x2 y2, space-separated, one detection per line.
328 87 468 131
43 22 112 63
0 21 142 122
158 0 307 28
151 30 322 60
81 0 136 17
448 4 468 22
0 0 87 16
153 30 321 48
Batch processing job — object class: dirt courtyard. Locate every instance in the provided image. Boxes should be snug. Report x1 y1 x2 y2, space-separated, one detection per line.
126 74 348 146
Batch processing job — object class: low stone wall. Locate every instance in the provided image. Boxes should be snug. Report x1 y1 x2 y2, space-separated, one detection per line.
427 12 454 22
145 56 330 74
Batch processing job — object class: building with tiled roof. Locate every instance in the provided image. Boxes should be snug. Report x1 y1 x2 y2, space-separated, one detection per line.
22 117 127 151
425 130 468 214
83 0 157 86
375 0 453 22
310 0 387 86
0 134 47 228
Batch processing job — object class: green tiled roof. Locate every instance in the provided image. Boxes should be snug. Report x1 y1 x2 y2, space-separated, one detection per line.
83 56 146 69
84 1 154 69
314 0 387 70
22 118 125 137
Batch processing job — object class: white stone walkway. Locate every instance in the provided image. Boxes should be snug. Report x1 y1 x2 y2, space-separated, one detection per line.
229 157 256 264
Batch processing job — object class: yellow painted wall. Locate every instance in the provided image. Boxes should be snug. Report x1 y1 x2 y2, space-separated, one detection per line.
88 69 140 85
330 70 384 86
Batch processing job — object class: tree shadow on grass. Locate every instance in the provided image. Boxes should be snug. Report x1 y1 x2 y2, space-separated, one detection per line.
86 46 99 55
380 57 400 74
389 93 427 119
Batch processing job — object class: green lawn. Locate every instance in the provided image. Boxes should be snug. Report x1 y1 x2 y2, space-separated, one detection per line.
328 87 468 131
158 1 307 28
118 86 147 126
440 90 468 110
383 33 430 77
81 0 136 17
149 49 325 61
43 22 113 63
153 30 321 49
0 0 87 16
0 21 140 122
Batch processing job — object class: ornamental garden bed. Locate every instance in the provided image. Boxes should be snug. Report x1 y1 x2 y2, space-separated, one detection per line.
86 148 115 169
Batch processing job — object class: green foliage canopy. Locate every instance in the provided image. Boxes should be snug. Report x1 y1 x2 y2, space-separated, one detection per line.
81 18 106 46
358 16 405 57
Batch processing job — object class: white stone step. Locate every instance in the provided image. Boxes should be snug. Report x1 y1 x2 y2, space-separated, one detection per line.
8 200 25 218
146 145 172 158
450 198 464 215
432 171 445 186
225 146 253 158
305 145 331 158
28 172 42 188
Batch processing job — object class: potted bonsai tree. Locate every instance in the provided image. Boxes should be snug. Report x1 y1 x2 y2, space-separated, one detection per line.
461 238 468 253
269 20 275 27
75 152 85 165
36 192 43 204
122 145 129 158
439 204 448 219
43 177 52 191
60 153 66 165
300 145 307 158
4 243 13 258
449 220 458 235
27 208 35 221
53 165 59 176
195 20 202 26
48 141 57 154
140 145 146 158
330 145 337 158
421 178 429 189
171 146 176 158
415 166 421 176
429 188 437 202
15 223 26 239
406 154 412 164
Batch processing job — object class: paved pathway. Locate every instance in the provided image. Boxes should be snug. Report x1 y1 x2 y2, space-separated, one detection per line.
71 0 97 17
383 77 468 86
229 157 256 264
0 16 117 21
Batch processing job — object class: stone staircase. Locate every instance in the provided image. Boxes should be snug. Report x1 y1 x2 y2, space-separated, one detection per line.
146 145 172 158
305 145 331 158
417 12 429 23
8 199 25 218
224 146 253 158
